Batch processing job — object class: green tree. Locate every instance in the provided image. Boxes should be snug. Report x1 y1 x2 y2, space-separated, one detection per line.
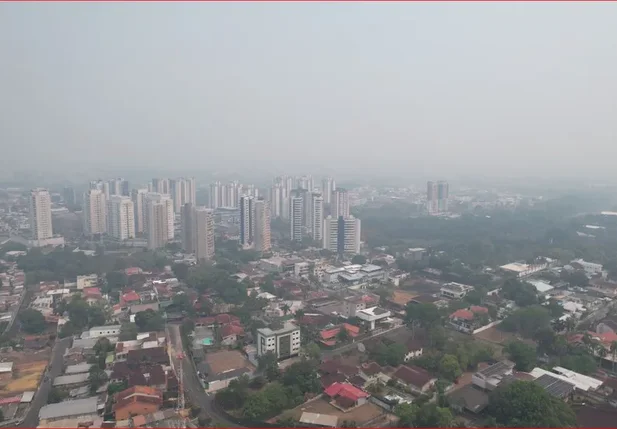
405 303 442 328
105 271 128 291
172 263 190 281
439 354 462 381
500 306 552 338
301 342 322 360
93 337 113 356
134 309 164 332
19 308 46 334
504 341 537 372
88 365 109 394
118 322 138 341
488 381 576 427
351 254 367 265
257 351 280 381
567 270 589 287
47 387 67 404
172 293 194 315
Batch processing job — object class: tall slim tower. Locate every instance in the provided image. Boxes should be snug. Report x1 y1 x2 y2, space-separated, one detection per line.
145 193 174 241
437 181 449 213
311 193 324 241
152 178 171 195
333 188 350 219
63 186 76 207
290 195 303 242
194 207 215 262
29 188 53 240
107 196 135 240
427 181 439 215
321 177 335 205
239 195 255 248
109 178 129 196
147 202 170 250
254 199 272 253
209 181 221 209
131 189 148 234
269 184 282 218
171 178 197 214
181 203 195 253
83 189 107 236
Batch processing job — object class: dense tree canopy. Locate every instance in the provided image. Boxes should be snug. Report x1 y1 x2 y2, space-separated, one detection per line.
500 306 552 338
19 308 46 334
488 381 577 427
504 341 537 372
134 309 164 332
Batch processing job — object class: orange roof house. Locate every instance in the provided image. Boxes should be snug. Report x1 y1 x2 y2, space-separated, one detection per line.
113 386 163 420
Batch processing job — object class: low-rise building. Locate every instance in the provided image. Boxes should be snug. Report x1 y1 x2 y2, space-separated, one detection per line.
38 397 102 425
440 282 473 300
472 360 515 391
392 365 437 394
256 322 301 359
356 306 392 330
113 386 163 420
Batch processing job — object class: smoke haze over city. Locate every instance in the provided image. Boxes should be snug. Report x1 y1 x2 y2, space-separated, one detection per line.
1 3 617 180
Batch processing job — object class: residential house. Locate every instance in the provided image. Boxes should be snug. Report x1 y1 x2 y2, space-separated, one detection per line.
403 338 424 362
449 306 490 334
440 282 473 300
319 323 360 347
324 382 369 410
392 365 437 394
113 386 163 420
38 397 102 426
472 360 515 391
219 324 245 346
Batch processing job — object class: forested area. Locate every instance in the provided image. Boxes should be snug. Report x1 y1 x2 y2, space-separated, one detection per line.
358 193 617 269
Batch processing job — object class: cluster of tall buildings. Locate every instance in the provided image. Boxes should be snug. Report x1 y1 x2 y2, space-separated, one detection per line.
61 177 213 260
208 181 259 209
268 176 360 254
426 180 449 215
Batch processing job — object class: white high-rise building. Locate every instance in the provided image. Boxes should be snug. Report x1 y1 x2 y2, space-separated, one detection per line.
147 202 170 250
269 184 283 218
29 188 53 241
239 195 254 248
256 322 301 359
209 181 221 209
83 189 107 236
181 203 195 253
296 175 314 192
323 215 361 254
151 178 171 195
145 193 174 241
254 199 271 253
107 196 135 240
311 193 324 241
90 180 110 200
333 188 350 219
131 189 148 234
109 178 129 196
290 195 303 242
194 207 215 262
171 177 197 213
321 177 336 205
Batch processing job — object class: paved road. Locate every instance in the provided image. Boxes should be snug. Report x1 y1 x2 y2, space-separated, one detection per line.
166 323 238 427
19 336 73 428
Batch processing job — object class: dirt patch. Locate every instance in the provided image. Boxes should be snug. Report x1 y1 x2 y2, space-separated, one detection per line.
473 327 536 348
0 361 47 397
275 397 384 425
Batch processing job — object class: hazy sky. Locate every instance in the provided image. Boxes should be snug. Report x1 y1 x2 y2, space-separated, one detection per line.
1 3 616 180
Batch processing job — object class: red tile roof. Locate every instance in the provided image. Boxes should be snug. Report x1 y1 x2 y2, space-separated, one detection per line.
324 382 369 402
83 287 102 298
393 365 435 389
121 291 140 304
450 309 474 320
470 305 489 314
220 324 244 339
